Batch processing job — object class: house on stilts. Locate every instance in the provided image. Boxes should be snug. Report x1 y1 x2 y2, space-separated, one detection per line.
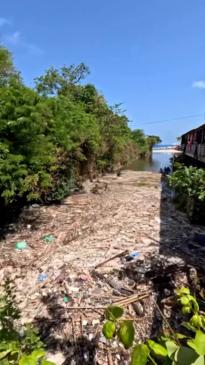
181 123 205 166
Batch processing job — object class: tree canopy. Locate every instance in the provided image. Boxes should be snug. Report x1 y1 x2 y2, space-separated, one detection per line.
0 46 160 208
0 46 21 86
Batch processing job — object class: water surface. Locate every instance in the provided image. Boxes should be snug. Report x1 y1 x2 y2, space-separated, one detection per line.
128 151 174 172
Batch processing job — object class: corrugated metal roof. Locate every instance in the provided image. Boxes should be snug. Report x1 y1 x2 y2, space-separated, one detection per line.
181 123 205 137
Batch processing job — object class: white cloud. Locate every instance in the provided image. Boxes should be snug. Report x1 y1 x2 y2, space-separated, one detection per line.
192 80 205 89
5 31 21 45
0 17 10 27
3 30 43 56
0 19 42 56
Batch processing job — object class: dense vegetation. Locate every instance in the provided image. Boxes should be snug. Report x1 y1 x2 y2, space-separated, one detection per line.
0 46 160 210
169 164 205 224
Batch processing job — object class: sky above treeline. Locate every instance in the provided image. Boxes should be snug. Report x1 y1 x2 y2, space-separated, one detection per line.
1 0 205 144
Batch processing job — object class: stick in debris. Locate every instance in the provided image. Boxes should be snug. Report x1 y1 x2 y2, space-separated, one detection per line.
80 315 83 337
113 293 149 307
107 350 114 365
91 270 134 296
65 306 106 310
71 317 78 363
94 250 129 269
153 299 180 346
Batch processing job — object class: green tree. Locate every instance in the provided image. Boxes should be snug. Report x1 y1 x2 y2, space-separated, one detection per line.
0 84 57 202
0 45 161 207
0 46 20 87
35 63 89 96
147 135 162 151
131 129 149 157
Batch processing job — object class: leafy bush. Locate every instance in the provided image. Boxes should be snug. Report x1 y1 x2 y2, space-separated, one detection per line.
169 165 205 202
103 288 205 364
169 164 205 223
0 280 55 364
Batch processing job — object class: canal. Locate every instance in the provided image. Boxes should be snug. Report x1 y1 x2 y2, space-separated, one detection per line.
128 150 174 172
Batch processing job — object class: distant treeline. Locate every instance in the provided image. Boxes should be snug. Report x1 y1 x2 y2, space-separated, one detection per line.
0 46 160 207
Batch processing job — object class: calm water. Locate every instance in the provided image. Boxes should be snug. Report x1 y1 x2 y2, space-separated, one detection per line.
128 151 174 172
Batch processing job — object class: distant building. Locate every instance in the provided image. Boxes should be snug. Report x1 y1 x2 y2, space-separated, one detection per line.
181 123 205 164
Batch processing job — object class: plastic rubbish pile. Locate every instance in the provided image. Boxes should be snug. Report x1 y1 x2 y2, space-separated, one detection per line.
0 170 205 364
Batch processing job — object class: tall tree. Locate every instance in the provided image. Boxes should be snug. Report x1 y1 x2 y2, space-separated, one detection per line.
147 135 162 151
0 46 20 86
35 63 89 96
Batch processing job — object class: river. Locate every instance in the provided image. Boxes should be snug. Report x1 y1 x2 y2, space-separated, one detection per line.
128 150 174 172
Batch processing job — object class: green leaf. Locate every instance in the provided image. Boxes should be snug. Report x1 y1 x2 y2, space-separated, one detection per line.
131 344 149 365
180 296 190 306
103 321 116 340
192 355 205 365
0 350 11 360
190 315 202 328
41 361 56 365
176 287 190 296
182 321 197 333
105 306 124 321
188 296 200 313
187 331 205 356
30 349 46 360
118 320 135 349
165 340 179 358
0 341 19 352
19 355 36 365
19 350 46 365
174 346 199 365
176 333 187 339
147 340 168 357
0 359 10 365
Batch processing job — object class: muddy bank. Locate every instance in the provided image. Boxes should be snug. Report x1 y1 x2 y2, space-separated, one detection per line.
0 170 205 364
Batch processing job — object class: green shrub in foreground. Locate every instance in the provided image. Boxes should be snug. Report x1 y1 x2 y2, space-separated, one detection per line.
0 280 55 365
103 287 205 364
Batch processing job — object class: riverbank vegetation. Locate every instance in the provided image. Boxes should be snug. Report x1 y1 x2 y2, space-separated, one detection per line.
169 164 205 224
0 46 160 213
131 130 161 158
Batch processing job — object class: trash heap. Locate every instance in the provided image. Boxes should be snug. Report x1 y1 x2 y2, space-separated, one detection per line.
0 170 205 364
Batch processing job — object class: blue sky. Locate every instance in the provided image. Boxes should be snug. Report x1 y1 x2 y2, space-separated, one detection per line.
1 0 205 143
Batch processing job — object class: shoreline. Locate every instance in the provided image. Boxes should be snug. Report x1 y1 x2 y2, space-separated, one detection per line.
153 148 182 154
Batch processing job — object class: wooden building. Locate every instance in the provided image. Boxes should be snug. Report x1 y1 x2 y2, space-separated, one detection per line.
181 123 205 164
